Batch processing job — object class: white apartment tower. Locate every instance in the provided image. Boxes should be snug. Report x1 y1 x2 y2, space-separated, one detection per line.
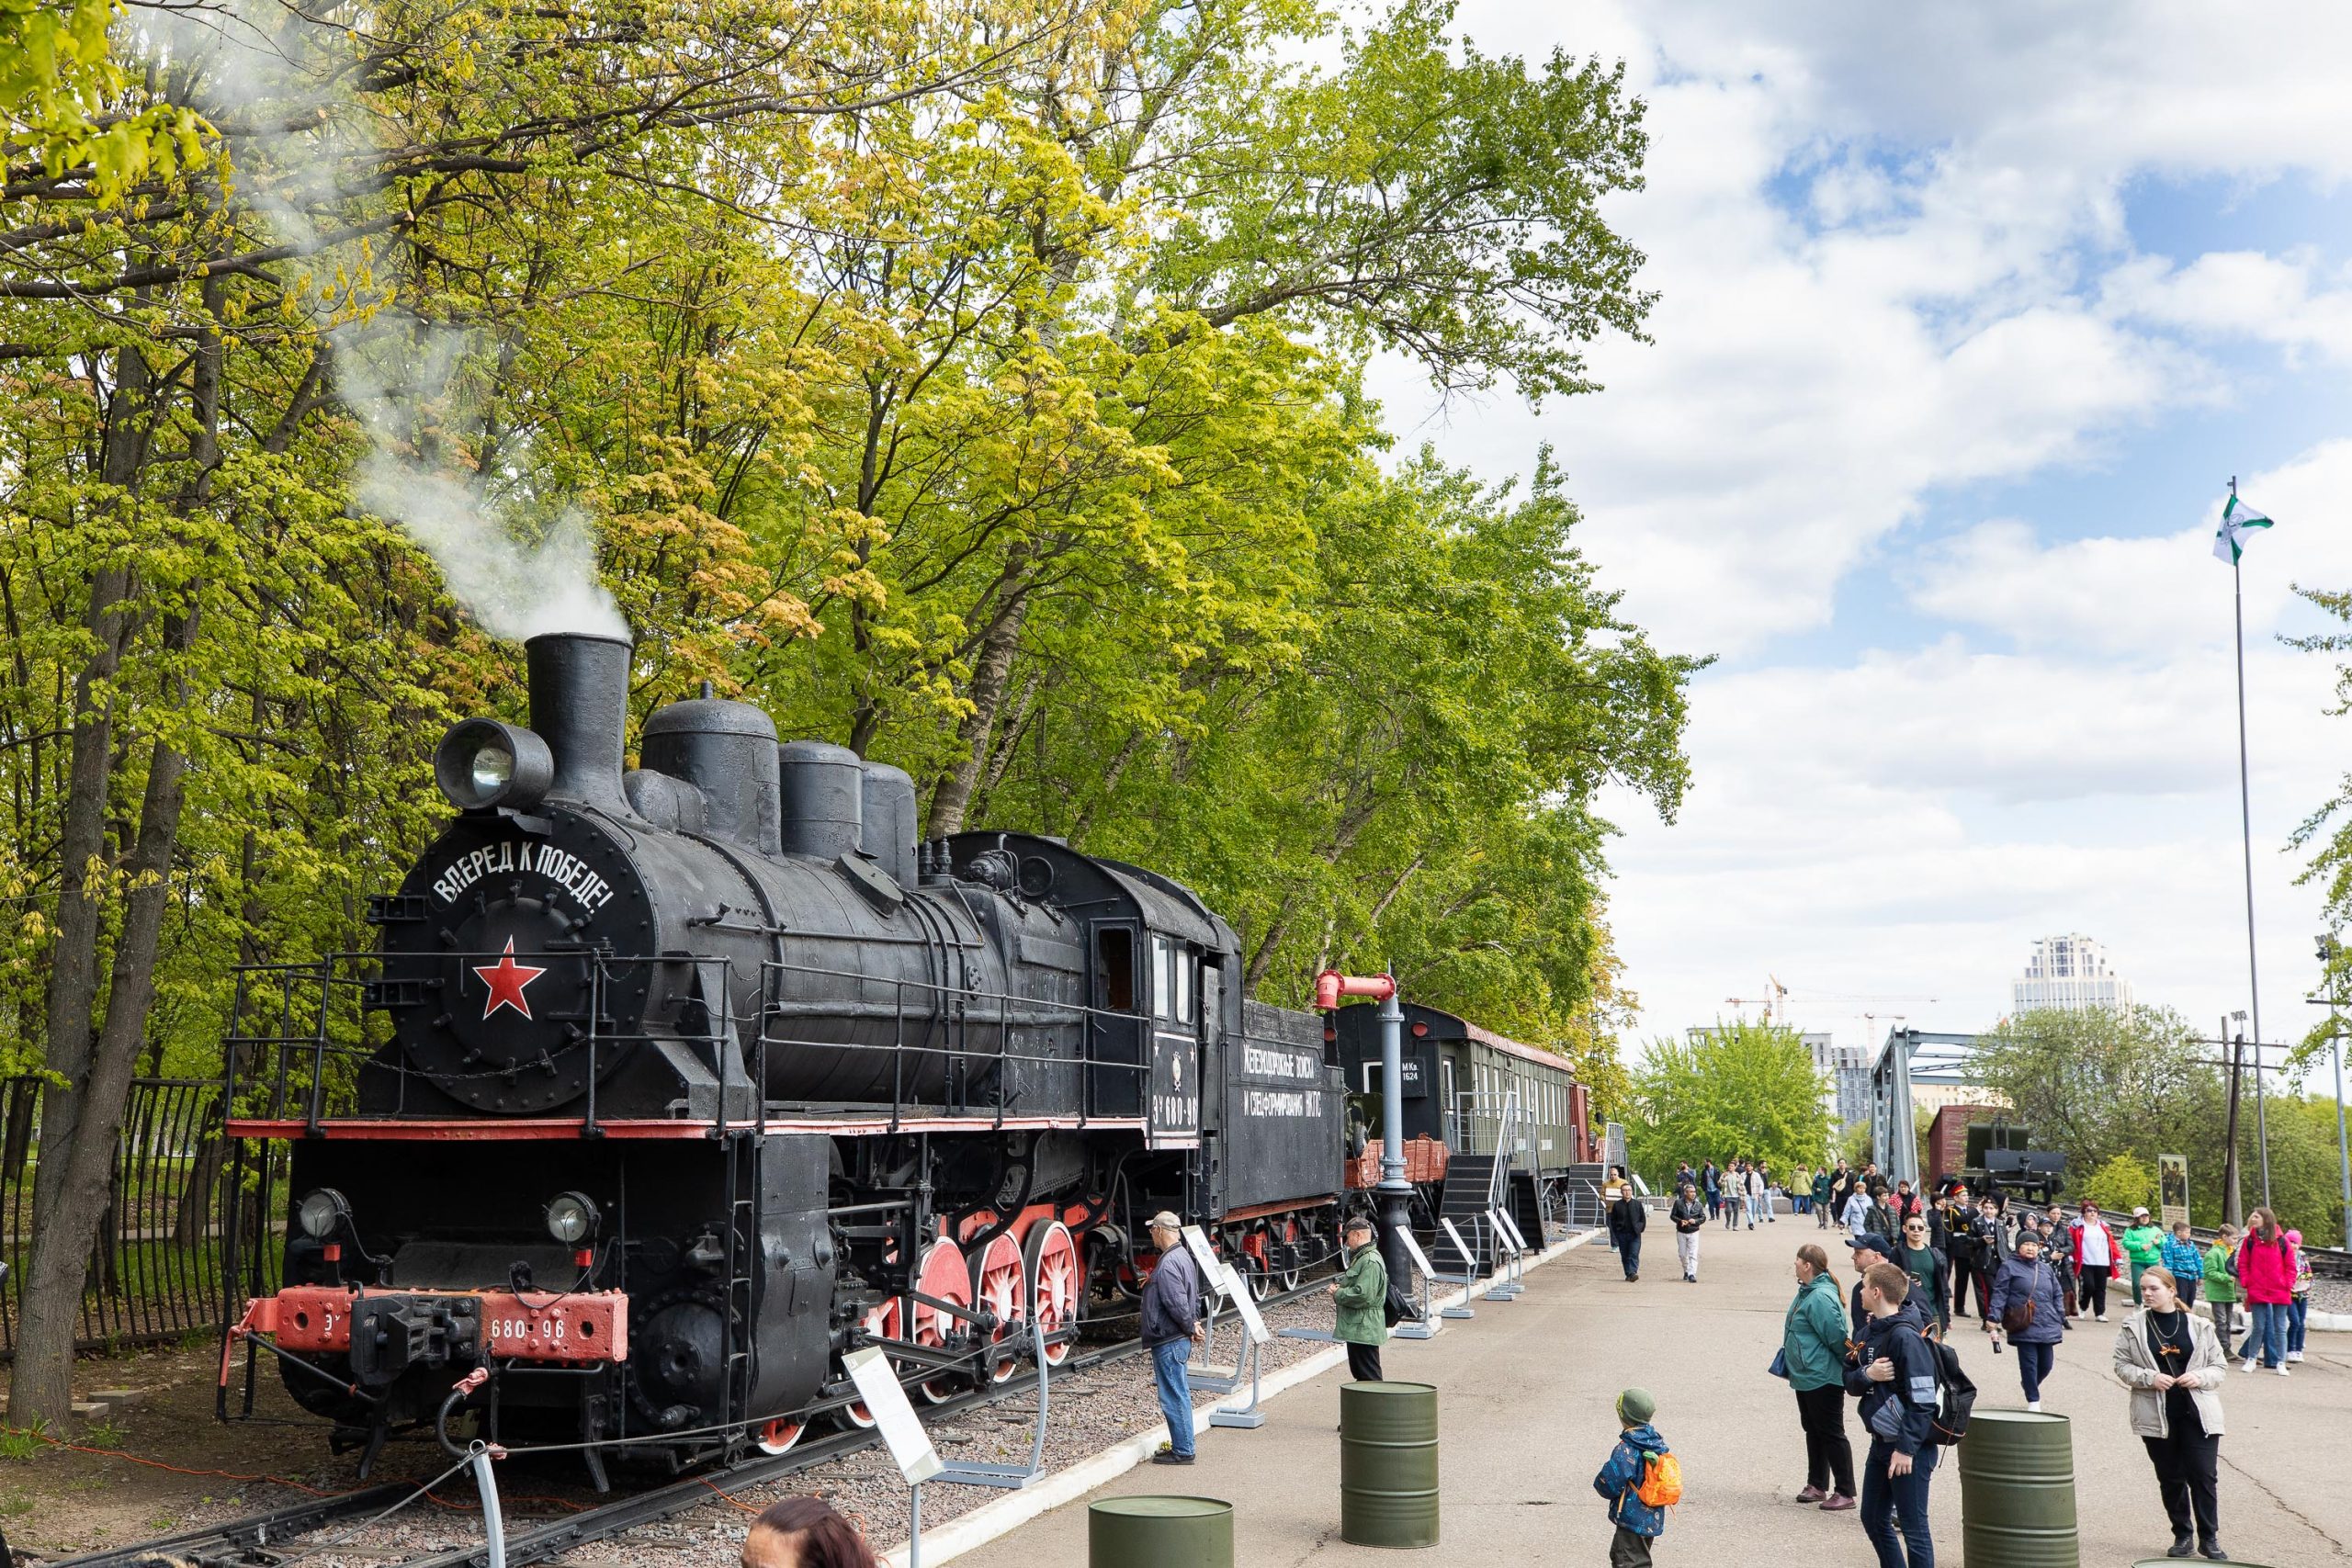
2012 934 2132 1014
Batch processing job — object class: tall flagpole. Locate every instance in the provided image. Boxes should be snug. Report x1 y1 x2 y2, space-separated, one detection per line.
2228 475 2272 1210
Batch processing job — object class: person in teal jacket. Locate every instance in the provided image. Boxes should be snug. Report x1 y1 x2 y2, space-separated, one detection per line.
1783 1245 1857 1509
1329 1215 1389 1382
1812 1168 1836 1229
2121 1207 2166 1303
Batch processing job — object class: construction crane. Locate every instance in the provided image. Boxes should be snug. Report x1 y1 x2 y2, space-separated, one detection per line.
1724 976 1790 1025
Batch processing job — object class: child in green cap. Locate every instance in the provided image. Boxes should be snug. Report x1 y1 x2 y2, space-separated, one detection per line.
1592 1387 1675 1565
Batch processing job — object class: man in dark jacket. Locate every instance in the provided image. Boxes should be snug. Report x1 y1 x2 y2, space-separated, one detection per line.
1140 1212 1205 1463
1894 1215 1949 1337
1669 1181 1706 1283
1610 1183 1649 1281
1847 1263 1942 1567
1847 1233 1929 1346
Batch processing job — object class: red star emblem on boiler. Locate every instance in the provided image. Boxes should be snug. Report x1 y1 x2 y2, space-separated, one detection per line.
473 937 547 1021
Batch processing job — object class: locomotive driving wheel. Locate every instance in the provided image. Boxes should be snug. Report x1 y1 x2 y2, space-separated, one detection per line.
909 1237 971 1404
754 1417 805 1456
1259 1215 1305 1296
1023 1220 1080 1367
969 1233 1027 1384
838 1296 901 1429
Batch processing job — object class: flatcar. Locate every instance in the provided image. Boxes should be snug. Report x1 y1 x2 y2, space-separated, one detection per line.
215 631 1575 1479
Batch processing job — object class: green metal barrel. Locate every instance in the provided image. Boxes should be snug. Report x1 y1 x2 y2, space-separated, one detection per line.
1087 1495 1234 1568
1340 1380 1440 1549
1958 1409 2078 1568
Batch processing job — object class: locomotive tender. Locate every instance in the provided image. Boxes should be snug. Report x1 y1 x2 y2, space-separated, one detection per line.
219 630 1576 1476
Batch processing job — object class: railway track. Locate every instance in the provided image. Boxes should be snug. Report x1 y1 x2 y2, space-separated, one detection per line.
43 1267 1347 1568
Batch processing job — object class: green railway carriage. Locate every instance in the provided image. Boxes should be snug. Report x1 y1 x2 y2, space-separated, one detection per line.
1329 1001 1590 1176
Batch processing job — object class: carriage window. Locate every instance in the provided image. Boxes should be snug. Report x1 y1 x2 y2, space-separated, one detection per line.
1097 927 1135 1011
1151 937 1172 1019
1174 952 1194 1023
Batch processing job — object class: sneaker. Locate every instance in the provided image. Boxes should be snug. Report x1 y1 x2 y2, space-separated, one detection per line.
2287 1350 2305 1362
2165 1538 2194 1558
2275 1365 2290 1377
2025 1400 2041 1412
1794 1485 1826 1504
1818 1494 1856 1512
2240 1358 2256 1372
2199 1540 2227 1561
1151 1451 1195 1465
2095 1313 2108 1322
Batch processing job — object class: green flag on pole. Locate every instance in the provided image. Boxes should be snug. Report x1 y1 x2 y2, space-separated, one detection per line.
2213 494 2273 565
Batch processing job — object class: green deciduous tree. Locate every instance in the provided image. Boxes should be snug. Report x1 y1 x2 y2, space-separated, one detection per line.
1973 1005 2346 1239
1625 1020 1832 1189
0 0 1685 1424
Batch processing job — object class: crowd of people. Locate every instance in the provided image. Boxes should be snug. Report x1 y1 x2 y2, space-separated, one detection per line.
1762 1163 2322 1566
736 1179 2314 1568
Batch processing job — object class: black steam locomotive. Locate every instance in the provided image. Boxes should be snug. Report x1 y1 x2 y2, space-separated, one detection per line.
222 632 1360 1478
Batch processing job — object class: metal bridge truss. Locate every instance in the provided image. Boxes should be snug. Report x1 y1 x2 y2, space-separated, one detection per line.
1870 1027 1979 1189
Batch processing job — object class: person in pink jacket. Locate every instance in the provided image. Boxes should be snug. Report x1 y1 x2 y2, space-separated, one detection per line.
2233 1208 2296 1375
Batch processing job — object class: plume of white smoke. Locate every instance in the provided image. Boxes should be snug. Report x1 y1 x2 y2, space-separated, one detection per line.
132 0 628 644
338 325 630 642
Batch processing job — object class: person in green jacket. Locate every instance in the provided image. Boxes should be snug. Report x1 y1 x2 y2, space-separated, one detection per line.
2201 1224 2242 1352
2121 1206 2166 1303
1330 1214 1390 1382
1782 1245 1857 1509
1812 1168 1835 1229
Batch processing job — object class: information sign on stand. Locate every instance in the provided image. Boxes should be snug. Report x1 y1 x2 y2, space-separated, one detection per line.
1496 1210 1532 1255
2158 1155 2190 1230
849 1319 1053 1568
1208 1261 1269 1428
1485 1209 1522 1300
1437 1215 1485 1303
843 1347 944 1486
1391 1227 1440 1338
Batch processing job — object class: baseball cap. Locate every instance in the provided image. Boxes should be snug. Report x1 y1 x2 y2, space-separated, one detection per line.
2132 1206 2150 1217
1848 1232 1894 1256
1148 1211 1183 1231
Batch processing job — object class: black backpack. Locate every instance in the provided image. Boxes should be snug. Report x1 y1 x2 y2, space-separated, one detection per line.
1383 1280 1419 1326
1926 1335 1976 1447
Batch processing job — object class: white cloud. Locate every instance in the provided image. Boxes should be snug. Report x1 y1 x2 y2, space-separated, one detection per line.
1379 6 2352 1070
1607 632 2343 1050
1381 2 2352 657
1905 439 2352 656
2101 251 2352 365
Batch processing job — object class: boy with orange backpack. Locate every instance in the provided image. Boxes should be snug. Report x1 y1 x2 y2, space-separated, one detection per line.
1592 1386 1678 1566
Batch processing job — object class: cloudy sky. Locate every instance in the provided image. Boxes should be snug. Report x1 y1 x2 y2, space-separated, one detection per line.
1374 5 2352 1065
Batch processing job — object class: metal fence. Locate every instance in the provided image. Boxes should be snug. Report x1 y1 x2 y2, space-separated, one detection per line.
0 1075 288 1361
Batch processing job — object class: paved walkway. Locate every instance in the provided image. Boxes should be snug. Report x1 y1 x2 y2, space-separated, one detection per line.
947 1214 2350 1565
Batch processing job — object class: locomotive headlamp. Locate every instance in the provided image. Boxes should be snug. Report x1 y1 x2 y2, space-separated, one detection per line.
545 1190 601 1246
296 1187 352 1240
435 718 554 811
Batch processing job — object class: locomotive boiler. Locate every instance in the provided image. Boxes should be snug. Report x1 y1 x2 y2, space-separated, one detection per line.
221 632 1354 1476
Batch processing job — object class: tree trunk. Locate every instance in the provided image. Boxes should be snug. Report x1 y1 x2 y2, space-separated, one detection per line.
925 545 1035 837
10 568 196 1422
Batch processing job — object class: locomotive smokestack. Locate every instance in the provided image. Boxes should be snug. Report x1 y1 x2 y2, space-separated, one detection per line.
526 631 635 813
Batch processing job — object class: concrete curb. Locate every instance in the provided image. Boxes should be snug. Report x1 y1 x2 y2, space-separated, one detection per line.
879 1227 1600 1567
2309 1309 2351 1333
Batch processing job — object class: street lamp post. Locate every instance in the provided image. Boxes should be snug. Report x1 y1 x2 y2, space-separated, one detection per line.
2233 1009 2271 1213
2320 936 2352 1252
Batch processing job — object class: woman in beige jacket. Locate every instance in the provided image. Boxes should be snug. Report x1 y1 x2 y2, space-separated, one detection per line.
2112 1266 2229 1561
